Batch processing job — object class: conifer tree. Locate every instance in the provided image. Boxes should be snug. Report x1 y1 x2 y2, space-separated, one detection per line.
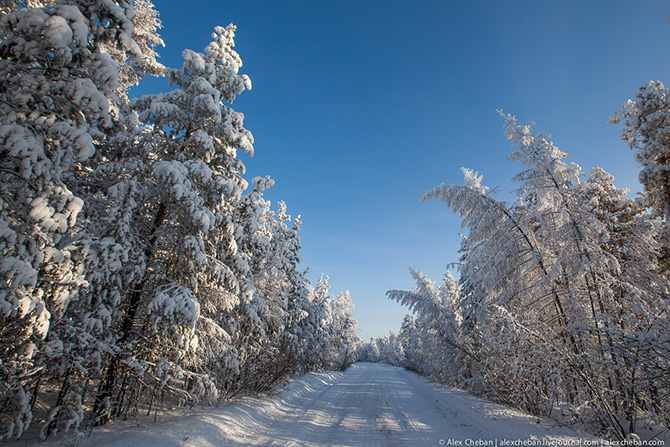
0 0 159 438
90 23 254 422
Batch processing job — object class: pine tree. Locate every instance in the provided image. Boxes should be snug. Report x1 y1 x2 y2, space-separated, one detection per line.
609 81 670 271
88 23 255 422
609 81 670 222
0 0 157 438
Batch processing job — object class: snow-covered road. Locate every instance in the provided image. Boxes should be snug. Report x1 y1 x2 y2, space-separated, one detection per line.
25 363 596 446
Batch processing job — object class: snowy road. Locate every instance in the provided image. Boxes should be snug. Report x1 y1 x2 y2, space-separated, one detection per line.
26 363 595 447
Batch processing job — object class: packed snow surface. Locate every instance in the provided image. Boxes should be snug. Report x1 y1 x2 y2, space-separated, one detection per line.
26 363 598 446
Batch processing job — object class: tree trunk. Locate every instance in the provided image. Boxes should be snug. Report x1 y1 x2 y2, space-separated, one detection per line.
93 202 167 425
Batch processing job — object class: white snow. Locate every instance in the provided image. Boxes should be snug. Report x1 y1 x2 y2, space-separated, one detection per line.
44 15 72 49
18 363 606 447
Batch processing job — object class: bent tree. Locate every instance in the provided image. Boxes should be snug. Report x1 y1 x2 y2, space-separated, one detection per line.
389 113 669 439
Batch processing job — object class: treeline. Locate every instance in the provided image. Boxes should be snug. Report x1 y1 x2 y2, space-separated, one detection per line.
365 93 670 439
0 0 358 440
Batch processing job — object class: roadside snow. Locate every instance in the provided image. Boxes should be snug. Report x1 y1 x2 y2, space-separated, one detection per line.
10 363 621 446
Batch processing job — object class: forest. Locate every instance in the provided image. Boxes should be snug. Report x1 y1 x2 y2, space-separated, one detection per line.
0 0 358 440
1 0 669 443
361 101 670 439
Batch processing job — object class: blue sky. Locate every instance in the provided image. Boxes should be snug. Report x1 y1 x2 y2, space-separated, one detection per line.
137 1 670 340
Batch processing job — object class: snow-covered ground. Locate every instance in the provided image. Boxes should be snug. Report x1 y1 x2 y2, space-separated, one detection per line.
12 363 614 446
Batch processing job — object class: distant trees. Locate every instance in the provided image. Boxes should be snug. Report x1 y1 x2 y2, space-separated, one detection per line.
374 111 670 439
386 268 463 382
0 1 357 440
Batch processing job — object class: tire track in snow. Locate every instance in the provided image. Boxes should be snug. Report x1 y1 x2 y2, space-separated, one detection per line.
260 371 346 446
27 363 600 447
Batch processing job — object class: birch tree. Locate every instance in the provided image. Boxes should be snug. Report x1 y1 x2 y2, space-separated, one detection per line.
408 112 669 438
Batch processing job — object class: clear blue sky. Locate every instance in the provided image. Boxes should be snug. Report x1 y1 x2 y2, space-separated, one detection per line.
136 1 670 340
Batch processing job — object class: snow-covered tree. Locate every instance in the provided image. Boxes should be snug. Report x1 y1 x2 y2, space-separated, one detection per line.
609 81 670 272
356 339 380 363
387 267 464 382
229 185 315 394
0 0 48 14
297 276 358 372
0 0 161 438
575 167 669 432
373 331 405 367
328 290 359 369
404 112 669 439
609 81 670 222
0 2 360 438
88 22 254 422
